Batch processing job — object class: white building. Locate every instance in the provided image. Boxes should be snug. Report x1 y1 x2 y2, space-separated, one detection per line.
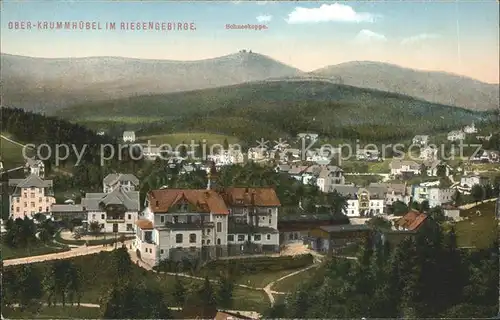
412 185 454 208
447 130 465 141
82 188 140 233
134 187 280 266
425 161 452 177
208 150 244 167
463 122 477 134
442 205 461 221
389 159 421 176
24 158 45 178
412 135 429 146
419 146 438 161
123 131 136 143
460 174 490 189
331 185 385 217
369 183 411 206
297 133 319 142
142 146 162 161
103 173 139 193
247 147 268 162
8 174 56 220
356 149 381 161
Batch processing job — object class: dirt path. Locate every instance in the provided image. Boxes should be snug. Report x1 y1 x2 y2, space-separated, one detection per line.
3 241 133 266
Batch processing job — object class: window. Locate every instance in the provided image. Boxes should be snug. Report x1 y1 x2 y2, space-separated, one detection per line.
266 234 271 240
254 234 261 241
30 193 35 198
16 207 19 212
92 214 96 219
237 235 245 242
202 240 205 245
206 229 211 234
189 233 196 243
289 233 293 240
126 224 133 231
101 214 105 219
268 209 272 214
160 215 165 223
173 216 178 223
128 214 131 220
217 238 221 245
160 249 164 254
24 202 27 207
38 197 42 202
269 218 272 224
207 239 211 245
38 207 42 212
45 207 49 212
16 198 19 203
187 215 192 223
216 222 222 232
227 235 234 242
176 234 183 243
31 202 35 208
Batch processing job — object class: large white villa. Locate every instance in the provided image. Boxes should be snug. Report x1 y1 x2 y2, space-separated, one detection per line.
134 185 281 266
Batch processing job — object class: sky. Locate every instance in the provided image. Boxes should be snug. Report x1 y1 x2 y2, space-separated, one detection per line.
1 0 499 83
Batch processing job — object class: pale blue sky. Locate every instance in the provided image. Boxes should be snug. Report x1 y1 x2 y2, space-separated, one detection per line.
1 1 498 82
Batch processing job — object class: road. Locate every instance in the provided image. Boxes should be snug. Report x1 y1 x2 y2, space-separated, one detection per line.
458 197 498 210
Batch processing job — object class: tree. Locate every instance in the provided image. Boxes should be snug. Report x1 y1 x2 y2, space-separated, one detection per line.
452 189 462 206
16 264 43 310
390 200 409 216
88 221 101 234
436 164 448 178
420 200 430 213
101 282 173 319
173 274 186 306
217 274 235 309
366 216 392 231
470 184 485 203
111 247 133 281
223 138 230 151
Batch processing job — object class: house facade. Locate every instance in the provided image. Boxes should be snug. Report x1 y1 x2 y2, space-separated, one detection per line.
82 187 140 233
390 159 421 176
134 187 281 266
134 189 230 266
331 185 385 217
412 185 454 208
221 187 280 255
412 135 429 146
460 175 490 189
123 131 136 143
463 122 477 134
103 173 139 193
8 174 56 220
24 158 45 178
447 130 465 141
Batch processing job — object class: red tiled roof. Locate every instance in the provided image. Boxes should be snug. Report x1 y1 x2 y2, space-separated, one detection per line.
148 189 229 214
397 210 428 231
222 187 281 207
135 219 153 230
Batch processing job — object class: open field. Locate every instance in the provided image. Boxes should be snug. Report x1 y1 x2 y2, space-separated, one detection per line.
1 242 70 260
455 201 497 249
137 132 240 146
235 268 304 288
272 267 319 293
2 306 101 319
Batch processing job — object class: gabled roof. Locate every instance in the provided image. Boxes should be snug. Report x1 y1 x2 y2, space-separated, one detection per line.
103 173 139 186
148 189 229 214
81 188 140 211
397 210 428 231
9 174 52 188
223 187 281 207
135 219 154 230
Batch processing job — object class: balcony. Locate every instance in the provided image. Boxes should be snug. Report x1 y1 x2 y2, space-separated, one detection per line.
160 221 214 231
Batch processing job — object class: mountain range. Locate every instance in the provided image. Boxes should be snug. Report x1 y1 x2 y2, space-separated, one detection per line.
1 52 498 113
